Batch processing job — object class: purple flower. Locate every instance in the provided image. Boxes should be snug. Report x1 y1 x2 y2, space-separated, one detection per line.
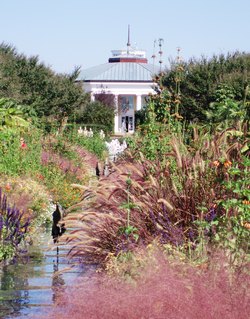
0 188 32 258
205 206 217 222
0 214 3 231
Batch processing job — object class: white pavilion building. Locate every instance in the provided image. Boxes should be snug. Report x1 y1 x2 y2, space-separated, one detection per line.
76 33 160 134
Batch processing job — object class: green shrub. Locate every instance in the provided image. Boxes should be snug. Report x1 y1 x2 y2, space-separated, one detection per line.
0 128 42 176
75 101 115 133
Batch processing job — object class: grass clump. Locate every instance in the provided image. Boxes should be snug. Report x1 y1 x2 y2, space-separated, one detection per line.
44 249 249 319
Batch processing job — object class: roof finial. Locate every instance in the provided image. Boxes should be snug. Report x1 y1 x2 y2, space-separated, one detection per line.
127 24 131 55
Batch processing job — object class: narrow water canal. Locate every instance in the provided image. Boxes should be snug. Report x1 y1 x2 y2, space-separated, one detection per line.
0 226 85 319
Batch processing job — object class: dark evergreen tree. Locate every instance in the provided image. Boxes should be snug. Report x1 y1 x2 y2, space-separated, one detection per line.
161 51 250 123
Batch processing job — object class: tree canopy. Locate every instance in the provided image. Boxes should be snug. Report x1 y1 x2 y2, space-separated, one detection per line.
161 51 250 123
0 43 88 123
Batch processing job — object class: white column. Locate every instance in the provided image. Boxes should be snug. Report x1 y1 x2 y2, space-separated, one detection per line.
114 95 119 134
90 92 95 101
136 94 142 111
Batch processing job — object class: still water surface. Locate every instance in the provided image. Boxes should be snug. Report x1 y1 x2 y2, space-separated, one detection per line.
0 228 84 318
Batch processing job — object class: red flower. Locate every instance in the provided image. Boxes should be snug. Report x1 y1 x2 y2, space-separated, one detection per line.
36 174 44 180
20 138 27 149
5 184 11 191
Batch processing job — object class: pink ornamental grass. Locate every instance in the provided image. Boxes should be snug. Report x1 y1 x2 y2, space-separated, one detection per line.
73 145 100 170
45 256 249 319
41 150 85 179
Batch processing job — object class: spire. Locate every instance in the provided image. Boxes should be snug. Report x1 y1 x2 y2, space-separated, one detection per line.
127 24 131 55
108 25 148 63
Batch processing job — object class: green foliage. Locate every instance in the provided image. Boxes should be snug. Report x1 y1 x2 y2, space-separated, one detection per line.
134 106 147 128
162 52 250 123
149 89 172 123
68 129 108 159
205 84 248 130
118 225 139 242
51 135 78 161
0 243 15 261
192 155 250 264
128 90 181 162
0 126 89 209
0 98 30 130
127 102 162 161
128 125 171 162
0 176 52 229
74 100 115 133
128 70 186 162
64 122 249 266
118 175 139 242
217 157 250 252
0 129 42 176
40 164 82 208
0 43 88 124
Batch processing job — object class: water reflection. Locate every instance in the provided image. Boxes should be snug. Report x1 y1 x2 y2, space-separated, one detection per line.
0 258 30 317
0 231 80 319
51 250 65 304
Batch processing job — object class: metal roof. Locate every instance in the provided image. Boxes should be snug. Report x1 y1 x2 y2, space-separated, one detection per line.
77 62 160 82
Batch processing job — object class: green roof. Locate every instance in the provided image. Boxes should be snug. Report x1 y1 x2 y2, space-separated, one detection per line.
77 62 160 82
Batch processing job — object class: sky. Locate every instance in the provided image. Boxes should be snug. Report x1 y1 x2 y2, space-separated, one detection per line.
1 0 249 74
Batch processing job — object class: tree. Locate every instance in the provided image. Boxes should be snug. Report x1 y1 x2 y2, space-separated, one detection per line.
0 43 88 124
77 100 115 132
161 52 250 124
205 84 249 131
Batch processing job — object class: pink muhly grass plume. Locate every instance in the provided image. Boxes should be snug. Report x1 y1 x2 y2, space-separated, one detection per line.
41 150 50 165
41 150 85 179
45 255 249 319
73 145 99 171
